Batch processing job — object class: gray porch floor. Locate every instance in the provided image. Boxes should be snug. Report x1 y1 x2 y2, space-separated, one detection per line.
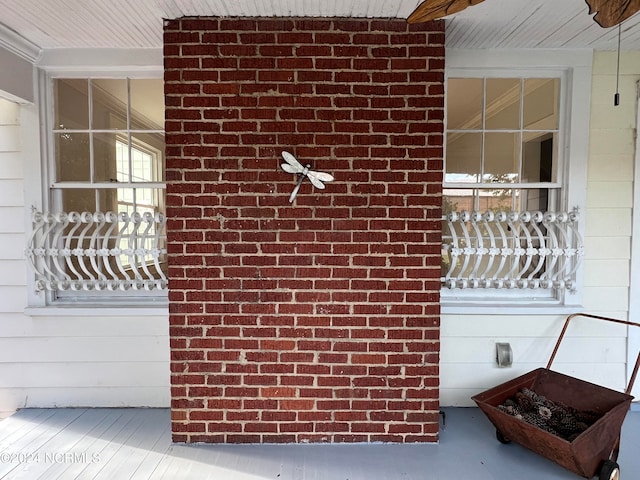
0 407 638 479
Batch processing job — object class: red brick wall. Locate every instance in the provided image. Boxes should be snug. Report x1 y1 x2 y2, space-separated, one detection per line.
164 17 444 444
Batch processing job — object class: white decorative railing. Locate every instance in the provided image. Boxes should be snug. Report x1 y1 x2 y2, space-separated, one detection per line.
26 211 168 292
441 210 584 290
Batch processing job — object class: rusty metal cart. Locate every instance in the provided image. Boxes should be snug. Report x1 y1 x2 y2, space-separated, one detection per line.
472 313 640 480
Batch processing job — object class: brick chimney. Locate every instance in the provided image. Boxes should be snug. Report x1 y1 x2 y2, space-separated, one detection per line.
165 17 444 443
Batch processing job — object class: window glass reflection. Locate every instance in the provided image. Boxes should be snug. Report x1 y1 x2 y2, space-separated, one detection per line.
524 78 559 130
483 133 520 183
447 78 483 130
485 79 520 130
446 133 482 183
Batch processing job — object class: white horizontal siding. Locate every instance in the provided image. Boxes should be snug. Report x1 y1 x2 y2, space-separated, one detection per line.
0 152 22 179
589 74 638 129
584 236 630 259
590 52 640 401
0 286 27 313
0 387 170 409
589 127 636 155
581 287 630 311
585 209 631 237
0 319 170 412
586 153 634 181
0 233 29 259
0 314 168 337
0 206 23 234
0 98 26 417
442 314 627 337
0 260 26 285
0 362 167 388
0 125 20 152
440 363 627 407
441 313 629 406
0 336 167 362
442 337 627 365
583 259 630 287
0 180 23 206
586 181 632 208
0 314 170 411
442 363 625 391
0 100 18 124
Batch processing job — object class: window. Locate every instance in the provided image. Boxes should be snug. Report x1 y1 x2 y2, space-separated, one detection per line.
445 77 560 216
28 76 167 305
52 78 165 212
441 57 590 309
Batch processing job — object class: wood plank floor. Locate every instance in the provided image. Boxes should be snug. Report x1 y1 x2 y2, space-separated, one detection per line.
0 407 638 479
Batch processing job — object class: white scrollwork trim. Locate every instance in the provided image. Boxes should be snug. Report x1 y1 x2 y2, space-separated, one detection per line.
26 211 168 292
441 209 583 291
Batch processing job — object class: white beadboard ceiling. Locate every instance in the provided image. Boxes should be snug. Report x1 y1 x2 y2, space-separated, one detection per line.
0 0 639 55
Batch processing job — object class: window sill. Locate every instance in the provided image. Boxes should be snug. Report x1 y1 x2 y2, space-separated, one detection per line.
24 305 168 317
441 302 583 315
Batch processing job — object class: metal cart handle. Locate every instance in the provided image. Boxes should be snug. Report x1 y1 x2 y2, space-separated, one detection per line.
547 313 640 395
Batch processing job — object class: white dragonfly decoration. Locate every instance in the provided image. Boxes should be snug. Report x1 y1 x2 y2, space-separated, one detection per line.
280 151 334 203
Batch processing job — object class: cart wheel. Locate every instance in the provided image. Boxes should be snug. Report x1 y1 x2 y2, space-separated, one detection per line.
496 429 511 444
599 460 620 480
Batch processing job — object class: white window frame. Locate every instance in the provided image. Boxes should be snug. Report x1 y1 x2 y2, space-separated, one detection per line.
25 58 167 311
442 49 592 314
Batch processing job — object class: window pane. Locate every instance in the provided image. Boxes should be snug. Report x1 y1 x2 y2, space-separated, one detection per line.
447 78 482 129
443 188 476 213
114 136 163 183
522 133 556 183
117 188 158 213
58 187 164 215
60 188 97 212
483 132 520 183
131 133 165 182
92 79 128 130
524 78 559 130
485 79 520 130
116 140 130 182
130 79 165 130
92 132 119 183
131 148 152 182
55 133 90 182
480 189 513 212
54 79 89 130
517 188 557 212
446 133 481 183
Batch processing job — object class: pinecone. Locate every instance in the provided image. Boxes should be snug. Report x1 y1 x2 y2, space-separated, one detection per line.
538 406 552 420
504 399 518 409
515 392 535 412
498 387 602 442
521 412 559 436
558 414 579 436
